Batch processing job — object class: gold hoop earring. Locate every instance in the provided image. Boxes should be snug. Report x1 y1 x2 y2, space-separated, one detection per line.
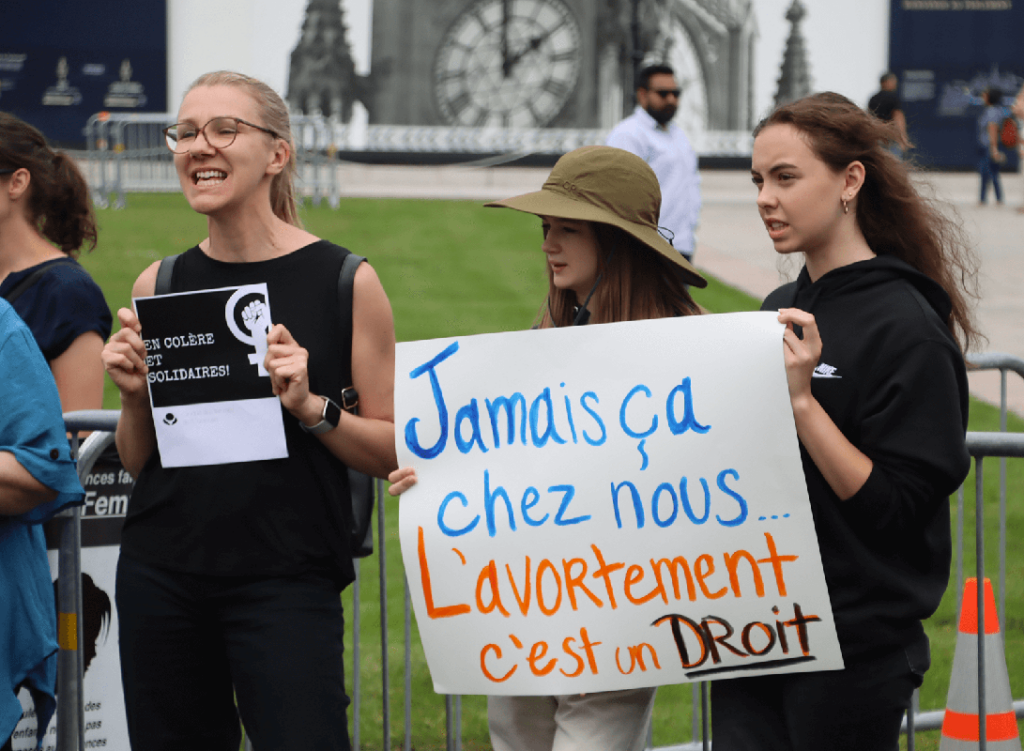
842 198 849 215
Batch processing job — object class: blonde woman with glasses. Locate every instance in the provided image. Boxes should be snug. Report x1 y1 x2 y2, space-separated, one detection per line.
102 72 397 751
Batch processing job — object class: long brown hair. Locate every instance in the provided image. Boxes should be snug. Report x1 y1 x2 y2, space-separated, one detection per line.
537 223 700 328
186 71 302 227
754 92 980 353
0 112 97 255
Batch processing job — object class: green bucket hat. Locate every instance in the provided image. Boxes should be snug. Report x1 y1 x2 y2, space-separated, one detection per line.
486 145 706 288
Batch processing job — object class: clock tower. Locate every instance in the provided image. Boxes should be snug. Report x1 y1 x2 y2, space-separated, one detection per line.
368 0 756 137
370 0 599 127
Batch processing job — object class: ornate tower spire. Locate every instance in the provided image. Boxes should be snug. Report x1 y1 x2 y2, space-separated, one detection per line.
287 0 364 121
773 0 811 109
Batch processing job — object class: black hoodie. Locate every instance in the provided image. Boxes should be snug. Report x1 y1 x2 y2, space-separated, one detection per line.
762 255 970 660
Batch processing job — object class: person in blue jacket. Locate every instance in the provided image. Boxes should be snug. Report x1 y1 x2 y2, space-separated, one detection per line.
0 298 84 750
714 91 980 750
977 87 1007 206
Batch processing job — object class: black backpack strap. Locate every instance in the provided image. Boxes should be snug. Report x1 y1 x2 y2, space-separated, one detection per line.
154 253 182 295
1 257 77 305
337 251 374 558
337 253 365 401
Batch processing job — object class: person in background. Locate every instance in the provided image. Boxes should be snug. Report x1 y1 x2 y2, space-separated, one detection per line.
102 71 397 751
1011 82 1024 214
977 87 1007 206
867 72 913 158
715 91 979 751
606 64 701 262
0 297 85 751
0 113 112 412
388 144 707 751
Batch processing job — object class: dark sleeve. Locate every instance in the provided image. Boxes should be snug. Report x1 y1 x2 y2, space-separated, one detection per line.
13 264 112 362
760 282 797 311
843 338 970 533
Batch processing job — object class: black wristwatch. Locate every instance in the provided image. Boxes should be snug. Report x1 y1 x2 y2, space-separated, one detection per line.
300 396 342 435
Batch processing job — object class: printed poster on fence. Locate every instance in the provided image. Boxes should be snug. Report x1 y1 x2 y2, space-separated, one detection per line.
395 312 843 696
134 284 287 467
11 439 132 750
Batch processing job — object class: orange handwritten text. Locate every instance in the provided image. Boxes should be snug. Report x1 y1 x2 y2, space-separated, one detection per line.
425 532 797 620
481 627 602 682
419 526 471 619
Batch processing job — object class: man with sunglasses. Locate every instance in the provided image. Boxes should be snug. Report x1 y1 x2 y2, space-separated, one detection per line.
607 64 701 262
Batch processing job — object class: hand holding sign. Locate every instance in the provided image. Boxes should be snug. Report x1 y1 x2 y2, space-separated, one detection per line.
265 323 312 416
778 308 821 406
388 466 419 496
102 308 150 402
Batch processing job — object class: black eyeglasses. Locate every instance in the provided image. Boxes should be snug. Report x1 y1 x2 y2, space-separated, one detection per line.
0 168 15 176
652 88 682 99
163 116 279 154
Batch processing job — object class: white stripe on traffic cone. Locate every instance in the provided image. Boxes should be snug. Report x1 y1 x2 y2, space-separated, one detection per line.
939 578 1021 750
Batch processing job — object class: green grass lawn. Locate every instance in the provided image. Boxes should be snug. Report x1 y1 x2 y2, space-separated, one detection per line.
85 194 1024 749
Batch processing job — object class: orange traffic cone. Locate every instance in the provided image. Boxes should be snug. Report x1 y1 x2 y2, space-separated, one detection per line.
939 578 1021 750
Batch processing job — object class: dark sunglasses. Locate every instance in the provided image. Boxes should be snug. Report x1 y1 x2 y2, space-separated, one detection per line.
652 88 682 98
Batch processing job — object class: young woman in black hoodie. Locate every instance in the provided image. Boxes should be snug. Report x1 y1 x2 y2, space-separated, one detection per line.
711 93 981 750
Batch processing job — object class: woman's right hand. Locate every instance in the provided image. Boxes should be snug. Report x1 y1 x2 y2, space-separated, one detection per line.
387 467 418 497
102 308 150 401
778 307 821 410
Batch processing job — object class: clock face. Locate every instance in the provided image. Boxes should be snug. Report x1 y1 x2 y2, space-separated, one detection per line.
434 0 582 128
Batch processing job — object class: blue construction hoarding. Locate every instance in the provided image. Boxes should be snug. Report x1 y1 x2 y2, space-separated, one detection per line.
890 0 1023 169
0 0 166 148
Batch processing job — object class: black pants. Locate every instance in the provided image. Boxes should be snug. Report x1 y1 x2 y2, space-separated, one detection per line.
710 639 928 751
116 554 351 751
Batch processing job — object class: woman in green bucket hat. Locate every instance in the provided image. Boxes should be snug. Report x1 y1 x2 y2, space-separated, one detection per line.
488 144 705 327
389 145 706 751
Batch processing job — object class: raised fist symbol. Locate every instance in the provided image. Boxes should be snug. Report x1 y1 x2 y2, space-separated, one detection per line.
241 300 270 336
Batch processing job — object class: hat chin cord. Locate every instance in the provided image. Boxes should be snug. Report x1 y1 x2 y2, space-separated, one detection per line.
549 247 613 327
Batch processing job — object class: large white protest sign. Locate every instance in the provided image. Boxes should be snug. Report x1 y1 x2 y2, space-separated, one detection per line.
134 285 287 467
395 312 843 696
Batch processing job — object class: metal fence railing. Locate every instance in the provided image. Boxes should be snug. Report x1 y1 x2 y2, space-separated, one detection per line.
55 410 121 751
79 112 609 211
79 111 755 213
52 354 1024 749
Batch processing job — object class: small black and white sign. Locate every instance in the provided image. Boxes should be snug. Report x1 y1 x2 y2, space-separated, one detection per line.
134 284 288 467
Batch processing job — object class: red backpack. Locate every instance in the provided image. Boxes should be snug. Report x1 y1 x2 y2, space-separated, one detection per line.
1001 116 1019 149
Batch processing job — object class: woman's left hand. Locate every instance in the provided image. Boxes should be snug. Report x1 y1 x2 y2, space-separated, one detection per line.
778 308 821 408
777 307 873 500
387 467 418 497
265 323 313 416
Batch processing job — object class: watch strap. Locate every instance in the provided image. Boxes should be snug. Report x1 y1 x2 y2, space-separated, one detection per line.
300 396 341 435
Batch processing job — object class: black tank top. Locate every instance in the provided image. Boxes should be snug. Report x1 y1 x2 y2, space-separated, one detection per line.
120 241 356 588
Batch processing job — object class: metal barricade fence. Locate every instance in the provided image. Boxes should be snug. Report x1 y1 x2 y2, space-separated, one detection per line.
54 353 1024 749
57 410 121 751
82 113 344 210
79 112 615 211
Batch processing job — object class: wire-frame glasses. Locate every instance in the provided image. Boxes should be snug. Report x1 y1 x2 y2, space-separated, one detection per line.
163 117 279 154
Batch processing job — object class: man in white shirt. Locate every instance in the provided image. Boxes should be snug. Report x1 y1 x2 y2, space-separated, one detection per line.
606 64 701 260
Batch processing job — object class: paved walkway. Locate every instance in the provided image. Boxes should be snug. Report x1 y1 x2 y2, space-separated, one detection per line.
338 162 1024 415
